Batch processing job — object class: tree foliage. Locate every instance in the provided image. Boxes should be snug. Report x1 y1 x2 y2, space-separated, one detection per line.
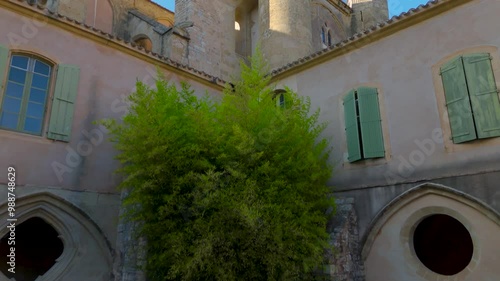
102 52 335 281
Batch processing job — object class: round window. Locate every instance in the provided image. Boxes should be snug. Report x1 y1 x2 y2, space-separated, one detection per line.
413 214 473 276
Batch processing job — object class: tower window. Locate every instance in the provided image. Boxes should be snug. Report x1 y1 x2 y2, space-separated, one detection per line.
235 21 241 31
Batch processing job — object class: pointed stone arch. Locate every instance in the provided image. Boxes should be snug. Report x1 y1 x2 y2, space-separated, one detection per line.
361 183 500 281
311 0 348 46
85 0 114 34
0 192 114 281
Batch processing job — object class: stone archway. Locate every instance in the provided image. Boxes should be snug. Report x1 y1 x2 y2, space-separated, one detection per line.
361 183 500 281
0 192 114 281
362 184 500 281
0 217 64 280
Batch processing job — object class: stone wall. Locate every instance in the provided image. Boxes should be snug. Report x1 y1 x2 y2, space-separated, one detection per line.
326 198 366 281
348 0 389 33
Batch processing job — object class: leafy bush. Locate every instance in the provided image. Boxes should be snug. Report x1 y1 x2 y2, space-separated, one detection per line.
102 52 335 281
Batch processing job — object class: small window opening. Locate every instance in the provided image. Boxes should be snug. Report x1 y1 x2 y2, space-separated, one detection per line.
235 21 241 31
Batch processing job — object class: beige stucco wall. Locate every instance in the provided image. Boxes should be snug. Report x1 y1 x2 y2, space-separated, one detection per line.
276 0 500 192
275 2 500 275
365 190 500 281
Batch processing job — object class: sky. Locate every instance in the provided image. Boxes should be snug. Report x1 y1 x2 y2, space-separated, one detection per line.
153 0 430 18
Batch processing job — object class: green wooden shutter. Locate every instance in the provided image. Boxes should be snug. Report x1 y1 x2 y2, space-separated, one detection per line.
343 90 362 162
0 45 9 93
440 56 477 143
47 64 80 142
463 53 500 139
357 87 385 158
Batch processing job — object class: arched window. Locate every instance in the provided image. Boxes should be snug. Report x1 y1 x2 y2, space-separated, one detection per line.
321 27 326 44
0 46 81 141
133 36 153 52
327 30 332 46
235 21 241 31
0 55 52 135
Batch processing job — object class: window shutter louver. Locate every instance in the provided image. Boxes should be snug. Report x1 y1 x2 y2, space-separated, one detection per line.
343 90 362 162
0 45 9 93
440 56 477 143
463 53 500 139
47 64 80 142
357 87 385 158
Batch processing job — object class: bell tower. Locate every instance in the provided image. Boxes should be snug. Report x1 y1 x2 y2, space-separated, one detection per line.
348 0 389 33
259 0 314 71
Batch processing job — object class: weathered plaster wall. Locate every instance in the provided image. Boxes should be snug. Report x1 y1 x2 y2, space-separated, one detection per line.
0 4 221 279
277 0 500 198
275 0 500 278
0 6 220 194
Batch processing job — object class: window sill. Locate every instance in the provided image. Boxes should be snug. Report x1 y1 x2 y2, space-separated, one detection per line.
341 153 391 170
0 129 53 144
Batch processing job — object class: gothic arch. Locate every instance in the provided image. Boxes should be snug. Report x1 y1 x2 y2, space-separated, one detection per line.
311 1 348 38
132 34 153 52
85 0 114 34
361 183 500 260
361 183 500 280
0 192 113 281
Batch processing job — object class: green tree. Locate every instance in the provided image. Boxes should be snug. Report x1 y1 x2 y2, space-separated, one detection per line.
102 52 335 281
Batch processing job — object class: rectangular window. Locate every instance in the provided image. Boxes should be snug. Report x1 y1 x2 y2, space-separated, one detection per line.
440 53 500 144
343 87 385 162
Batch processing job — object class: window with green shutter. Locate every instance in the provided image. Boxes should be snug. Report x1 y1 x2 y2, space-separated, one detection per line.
440 53 500 143
343 87 385 162
0 46 80 141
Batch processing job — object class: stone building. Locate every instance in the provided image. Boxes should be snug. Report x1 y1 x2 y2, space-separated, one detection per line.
0 0 499 280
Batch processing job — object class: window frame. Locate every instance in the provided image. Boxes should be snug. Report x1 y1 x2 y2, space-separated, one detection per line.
432 46 500 153
0 52 56 137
